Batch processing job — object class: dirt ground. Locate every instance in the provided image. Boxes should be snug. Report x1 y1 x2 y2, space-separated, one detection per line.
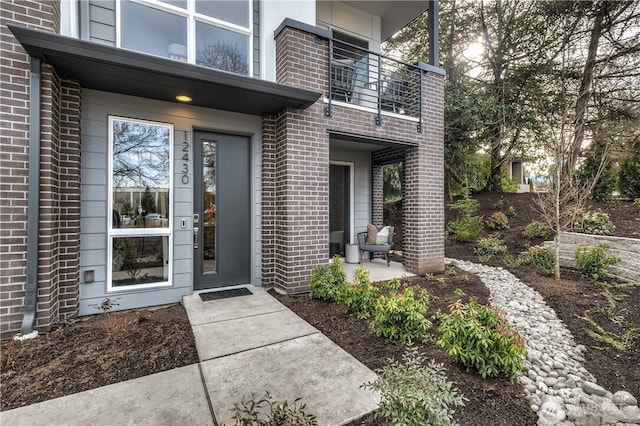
1 192 638 425
0 304 198 411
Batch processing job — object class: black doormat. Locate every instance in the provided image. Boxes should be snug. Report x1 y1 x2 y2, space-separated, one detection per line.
199 287 253 301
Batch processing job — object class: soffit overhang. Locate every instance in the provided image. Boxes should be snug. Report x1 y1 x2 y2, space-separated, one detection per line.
9 25 321 116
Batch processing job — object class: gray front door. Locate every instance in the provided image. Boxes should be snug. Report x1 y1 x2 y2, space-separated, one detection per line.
193 131 251 290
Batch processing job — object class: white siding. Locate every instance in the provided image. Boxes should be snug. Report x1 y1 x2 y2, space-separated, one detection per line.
316 1 382 53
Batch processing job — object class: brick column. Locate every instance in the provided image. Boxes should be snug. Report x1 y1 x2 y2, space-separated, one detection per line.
0 0 65 336
371 165 384 227
403 71 445 274
261 116 277 288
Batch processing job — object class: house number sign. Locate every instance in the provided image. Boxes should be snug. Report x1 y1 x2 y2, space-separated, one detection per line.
181 139 190 185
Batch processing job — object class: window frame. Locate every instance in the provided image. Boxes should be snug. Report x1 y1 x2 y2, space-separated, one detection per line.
116 0 253 75
107 115 174 292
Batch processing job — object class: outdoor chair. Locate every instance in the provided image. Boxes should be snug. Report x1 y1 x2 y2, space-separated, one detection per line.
330 60 357 103
357 226 394 267
380 77 408 113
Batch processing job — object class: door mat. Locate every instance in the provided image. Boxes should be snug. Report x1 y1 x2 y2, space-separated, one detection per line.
199 287 253 301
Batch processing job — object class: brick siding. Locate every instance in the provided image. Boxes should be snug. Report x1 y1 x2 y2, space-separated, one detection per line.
265 25 445 293
1 0 81 336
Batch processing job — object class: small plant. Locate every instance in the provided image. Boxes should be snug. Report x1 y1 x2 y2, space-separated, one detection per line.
362 346 465 426
474 235 507 262
485 211 509 230
505 205 517 218
309 256 346 301
634 198 640 212
447 216 483 242
574 243 620 281
579 313 639 351
90 298 135 341
573 211 615 235
448 196 479 218
372 287 432 344
230 391 317 426
338 267 379 319
445 264 457 276
437 299 526 380
522 220 552 240
1 338 23 370
454 288 465 297
527 246 555 276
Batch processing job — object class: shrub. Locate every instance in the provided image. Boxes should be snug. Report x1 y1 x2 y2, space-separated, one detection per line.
505 205 517 218
634 198 640 212
447 216 483 242
485 211 509 230
372 287 432 344
474 235 507 262
231 391 317 426
448 196 479 218
499 167 519 193
619 158 640 198
362 346 465 426
437 299 526 380
309 256 346 301
573 211 615 235
337 267 379 319
527 246 555 276
574 243 620 281
522 220 552 240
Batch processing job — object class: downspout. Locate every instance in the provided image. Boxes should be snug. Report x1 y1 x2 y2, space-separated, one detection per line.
20 56 41 335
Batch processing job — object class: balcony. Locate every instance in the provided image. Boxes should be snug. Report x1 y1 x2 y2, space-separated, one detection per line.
326 38 423 132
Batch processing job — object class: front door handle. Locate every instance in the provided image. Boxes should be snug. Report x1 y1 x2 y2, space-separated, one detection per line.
193 226 199 249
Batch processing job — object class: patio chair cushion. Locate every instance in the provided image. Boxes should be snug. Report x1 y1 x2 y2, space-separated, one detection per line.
367 224 378 244
376 226 390 244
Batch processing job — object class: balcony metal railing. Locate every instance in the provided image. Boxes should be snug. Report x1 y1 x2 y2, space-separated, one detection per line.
325 39 423 133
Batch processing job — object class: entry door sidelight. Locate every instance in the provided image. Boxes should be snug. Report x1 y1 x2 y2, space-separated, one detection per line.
193 131 250 289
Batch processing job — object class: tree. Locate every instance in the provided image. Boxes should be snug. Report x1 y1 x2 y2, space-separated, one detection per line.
141 186 156 215
197 41 248 75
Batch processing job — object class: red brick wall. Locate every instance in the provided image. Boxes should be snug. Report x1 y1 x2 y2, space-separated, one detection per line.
265 25 445 293
1 0 81 336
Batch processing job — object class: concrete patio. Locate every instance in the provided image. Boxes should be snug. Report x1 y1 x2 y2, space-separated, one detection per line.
342 258 415 283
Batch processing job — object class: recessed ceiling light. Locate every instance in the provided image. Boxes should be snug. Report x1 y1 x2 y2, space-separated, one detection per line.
176 95 192 102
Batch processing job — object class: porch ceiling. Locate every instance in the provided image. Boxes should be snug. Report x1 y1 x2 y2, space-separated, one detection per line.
9 25 321 116
340 0 427 40
329 130 418 151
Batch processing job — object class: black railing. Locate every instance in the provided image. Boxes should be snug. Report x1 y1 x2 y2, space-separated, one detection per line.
325 38 422 132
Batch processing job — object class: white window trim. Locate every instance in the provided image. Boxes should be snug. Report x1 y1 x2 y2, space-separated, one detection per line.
107 116 174 292
116 0 253 75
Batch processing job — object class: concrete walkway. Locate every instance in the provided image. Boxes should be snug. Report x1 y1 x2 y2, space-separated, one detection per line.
0 287 378 426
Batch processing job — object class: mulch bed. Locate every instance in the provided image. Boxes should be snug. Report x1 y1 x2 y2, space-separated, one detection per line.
1 192 638 426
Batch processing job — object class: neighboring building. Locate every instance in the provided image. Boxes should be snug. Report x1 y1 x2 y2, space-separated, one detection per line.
0 0 445 336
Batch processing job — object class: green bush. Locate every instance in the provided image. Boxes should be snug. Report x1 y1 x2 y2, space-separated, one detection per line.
634 198 640 212
447 216 483 242
522 220 552 240
474 235 507 262
499 167 519 193
309 256 346 301
362 346 465 426
448 196 479 218
337 267 379 319
485 211 509 230
437 299 526 380
505 205 517 218
372 287 432 344
527 246 555 276
574 243 620 281
618 158 640 198
573 211 615 235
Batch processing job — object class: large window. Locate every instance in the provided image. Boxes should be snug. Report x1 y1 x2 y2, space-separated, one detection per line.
119 0 251 75
108 117 173 291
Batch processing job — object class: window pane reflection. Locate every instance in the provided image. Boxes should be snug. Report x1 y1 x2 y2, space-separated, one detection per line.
121 0 187 60
111 119 170 229
196 21 249 75
203 140 216 273
196 0 249 27
112 236 169 286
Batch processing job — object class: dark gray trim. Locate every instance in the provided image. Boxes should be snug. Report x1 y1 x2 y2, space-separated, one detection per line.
328 130 418 148
415 61 446 76
274 18 331 40
9 25 320 115
21 56 41 334
428 0 440 67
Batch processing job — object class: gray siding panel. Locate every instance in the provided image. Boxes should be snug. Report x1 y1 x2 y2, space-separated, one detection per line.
253 0 260 78
88 1 116 45
80 89 262 315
